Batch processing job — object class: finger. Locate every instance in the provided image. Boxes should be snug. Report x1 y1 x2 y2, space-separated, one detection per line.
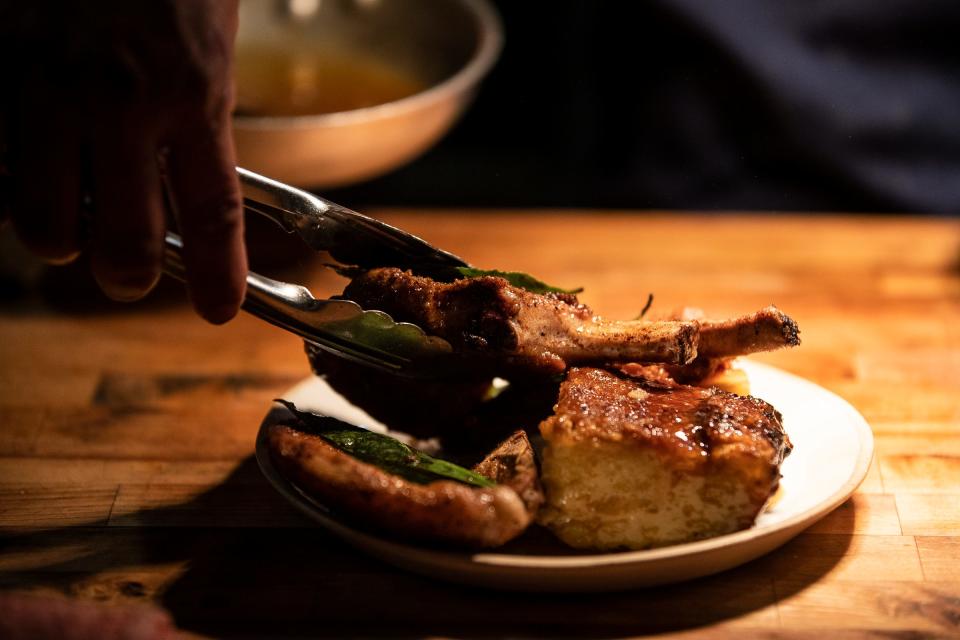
89 117 165 302
166 115 246 324
10 88 82 263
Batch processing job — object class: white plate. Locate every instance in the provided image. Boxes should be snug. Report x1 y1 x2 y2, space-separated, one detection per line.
255 361 874 592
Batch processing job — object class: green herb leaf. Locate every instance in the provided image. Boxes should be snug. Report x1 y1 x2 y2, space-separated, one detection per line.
454 267 583 295
277 400 496 488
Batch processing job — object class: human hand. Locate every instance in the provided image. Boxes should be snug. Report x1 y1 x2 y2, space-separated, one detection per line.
2 0 247 323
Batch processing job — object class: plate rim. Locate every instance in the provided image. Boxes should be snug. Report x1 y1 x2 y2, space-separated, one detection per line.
255 360 874 571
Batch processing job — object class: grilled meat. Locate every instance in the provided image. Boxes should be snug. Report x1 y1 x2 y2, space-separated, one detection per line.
537 367 791 550
617 358 750 394
268 424 542 547
697 306 800 358
635 305 801 391
343 268 698 374
283 269 803 551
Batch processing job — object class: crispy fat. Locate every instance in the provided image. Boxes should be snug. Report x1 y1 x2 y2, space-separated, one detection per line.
267 425 541 547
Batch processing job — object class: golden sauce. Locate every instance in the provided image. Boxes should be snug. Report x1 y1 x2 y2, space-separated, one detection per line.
234 44 426 117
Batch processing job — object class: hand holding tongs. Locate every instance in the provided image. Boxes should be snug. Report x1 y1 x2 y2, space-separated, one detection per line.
163 169 468 378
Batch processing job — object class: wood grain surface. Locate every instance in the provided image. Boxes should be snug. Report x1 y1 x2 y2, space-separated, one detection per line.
1 213 958 638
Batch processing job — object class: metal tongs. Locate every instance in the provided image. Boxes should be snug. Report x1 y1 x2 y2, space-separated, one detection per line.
162 168 468 378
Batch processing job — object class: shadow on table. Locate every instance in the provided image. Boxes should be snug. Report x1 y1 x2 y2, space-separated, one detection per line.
1 456 853 638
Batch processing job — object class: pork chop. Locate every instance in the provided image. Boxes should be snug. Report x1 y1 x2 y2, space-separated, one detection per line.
343 268 699 374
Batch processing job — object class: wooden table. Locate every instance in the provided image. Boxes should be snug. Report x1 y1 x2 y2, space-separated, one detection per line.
1 213 958 638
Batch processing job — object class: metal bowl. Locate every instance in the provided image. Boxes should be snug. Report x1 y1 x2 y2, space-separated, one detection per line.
233 0 502 188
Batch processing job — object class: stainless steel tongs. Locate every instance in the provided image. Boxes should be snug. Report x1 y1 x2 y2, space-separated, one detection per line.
162 168 468 378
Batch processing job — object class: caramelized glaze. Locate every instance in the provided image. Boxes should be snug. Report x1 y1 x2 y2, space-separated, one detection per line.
541 367 792 474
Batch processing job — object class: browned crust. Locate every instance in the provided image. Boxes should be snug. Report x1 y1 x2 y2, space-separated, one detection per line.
696 306 800 357
344 268 699 373
619 357 735 388
267 424 534 547
344 268 527 353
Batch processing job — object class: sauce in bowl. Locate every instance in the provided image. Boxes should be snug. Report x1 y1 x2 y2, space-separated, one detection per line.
235 44 426 117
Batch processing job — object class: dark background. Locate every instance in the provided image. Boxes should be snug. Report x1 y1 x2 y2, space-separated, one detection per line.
329 0 960 214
